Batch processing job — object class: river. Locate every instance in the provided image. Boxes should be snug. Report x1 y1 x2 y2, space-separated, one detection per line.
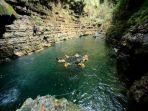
0 36 127 111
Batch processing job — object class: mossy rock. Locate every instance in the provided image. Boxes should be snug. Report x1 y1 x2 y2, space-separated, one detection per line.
0 0 16 16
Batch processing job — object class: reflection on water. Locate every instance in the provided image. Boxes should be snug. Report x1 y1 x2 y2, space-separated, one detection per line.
0 37 127 111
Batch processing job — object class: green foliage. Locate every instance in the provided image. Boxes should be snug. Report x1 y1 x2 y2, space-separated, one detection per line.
0 4 3 14
112 0 145 21
106 0 127 40
0 0 16 15
106 21 127 41
112 0 127 21
106 0 147 40
128 0 148 25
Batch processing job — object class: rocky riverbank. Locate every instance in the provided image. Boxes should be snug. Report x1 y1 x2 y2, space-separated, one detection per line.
0 1 99 64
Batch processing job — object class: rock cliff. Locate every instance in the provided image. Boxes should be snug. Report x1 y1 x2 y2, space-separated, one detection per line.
0 0 105 63
106 0 148 110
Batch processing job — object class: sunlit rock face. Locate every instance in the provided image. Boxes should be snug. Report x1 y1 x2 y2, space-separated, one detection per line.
77 0 113 30
0 0 101 63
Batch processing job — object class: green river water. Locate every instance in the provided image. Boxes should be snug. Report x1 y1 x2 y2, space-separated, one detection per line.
0 36 127 111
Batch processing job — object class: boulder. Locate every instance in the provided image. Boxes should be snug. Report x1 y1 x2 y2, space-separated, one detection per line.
17 95 84 111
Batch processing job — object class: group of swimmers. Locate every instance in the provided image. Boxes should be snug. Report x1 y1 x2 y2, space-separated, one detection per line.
57 53 89 68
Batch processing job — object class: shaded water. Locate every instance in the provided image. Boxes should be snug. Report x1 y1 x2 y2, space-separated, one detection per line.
0 37 127 111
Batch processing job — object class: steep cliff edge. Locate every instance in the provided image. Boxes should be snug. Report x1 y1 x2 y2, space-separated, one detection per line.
106 0 148 110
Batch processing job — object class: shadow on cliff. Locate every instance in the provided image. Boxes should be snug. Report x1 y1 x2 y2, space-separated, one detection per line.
0 15 16 37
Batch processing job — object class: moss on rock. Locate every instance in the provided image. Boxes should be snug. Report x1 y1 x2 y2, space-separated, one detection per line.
106 0 148 40
0 0 16 16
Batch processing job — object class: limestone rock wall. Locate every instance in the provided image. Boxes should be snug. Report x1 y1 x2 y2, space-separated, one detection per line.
0 9 98 63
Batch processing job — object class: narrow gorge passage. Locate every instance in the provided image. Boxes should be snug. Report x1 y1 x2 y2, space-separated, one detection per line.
0 37 126 111
0 0 148 111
